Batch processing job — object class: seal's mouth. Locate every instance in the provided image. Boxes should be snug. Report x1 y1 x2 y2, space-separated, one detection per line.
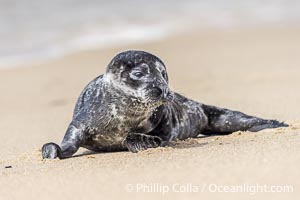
146 85 172 102
145 90 173 110
165 90 174 102
126 86 172 112
128 92 172 118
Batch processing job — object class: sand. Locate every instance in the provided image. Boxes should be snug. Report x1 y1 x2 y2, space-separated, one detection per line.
0 25 299 200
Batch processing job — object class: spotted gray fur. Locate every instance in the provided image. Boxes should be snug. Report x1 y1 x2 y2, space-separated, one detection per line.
42 50 288 159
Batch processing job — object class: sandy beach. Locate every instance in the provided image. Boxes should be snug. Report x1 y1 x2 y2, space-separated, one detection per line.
0 26 300 200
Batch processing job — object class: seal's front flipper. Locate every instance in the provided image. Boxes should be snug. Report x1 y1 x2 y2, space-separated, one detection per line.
124 133 162 153
202 104 288 135
42 142 63 159
42 123 85 159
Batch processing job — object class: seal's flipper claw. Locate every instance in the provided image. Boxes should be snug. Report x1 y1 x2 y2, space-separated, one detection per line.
124 133 163 153
148 135 163 147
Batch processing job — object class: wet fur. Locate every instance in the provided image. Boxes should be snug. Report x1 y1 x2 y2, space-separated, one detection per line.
42 50 288 159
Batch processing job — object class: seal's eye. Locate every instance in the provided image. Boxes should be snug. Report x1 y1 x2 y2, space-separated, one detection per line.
132 71 144 78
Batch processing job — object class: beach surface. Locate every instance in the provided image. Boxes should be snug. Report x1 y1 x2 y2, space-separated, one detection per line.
0 26 299 200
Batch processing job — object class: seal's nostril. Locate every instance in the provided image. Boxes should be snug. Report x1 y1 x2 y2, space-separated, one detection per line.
164 88 169 98
152 87 163 98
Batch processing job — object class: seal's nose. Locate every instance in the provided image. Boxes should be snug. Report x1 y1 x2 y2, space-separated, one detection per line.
152 87 163 98
151 86 169 99
162 87 169 98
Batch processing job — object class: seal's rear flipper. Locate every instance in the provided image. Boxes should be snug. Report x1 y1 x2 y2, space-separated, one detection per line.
201 104 288 135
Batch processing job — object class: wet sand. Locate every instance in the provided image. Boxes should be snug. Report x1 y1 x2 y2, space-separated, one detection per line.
0 25 299 200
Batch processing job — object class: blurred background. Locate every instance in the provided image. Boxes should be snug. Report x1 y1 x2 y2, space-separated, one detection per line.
1 0 300 68
1 1 300 200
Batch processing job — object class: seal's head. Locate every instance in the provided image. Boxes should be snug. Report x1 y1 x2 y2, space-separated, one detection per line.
105 50 170 104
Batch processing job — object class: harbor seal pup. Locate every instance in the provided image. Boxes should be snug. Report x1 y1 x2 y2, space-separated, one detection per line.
42 50 288 159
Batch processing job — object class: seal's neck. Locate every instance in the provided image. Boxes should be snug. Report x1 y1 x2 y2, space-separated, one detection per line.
103 72 162 126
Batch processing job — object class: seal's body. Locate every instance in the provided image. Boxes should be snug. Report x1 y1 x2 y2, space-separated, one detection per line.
42 51 287 159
